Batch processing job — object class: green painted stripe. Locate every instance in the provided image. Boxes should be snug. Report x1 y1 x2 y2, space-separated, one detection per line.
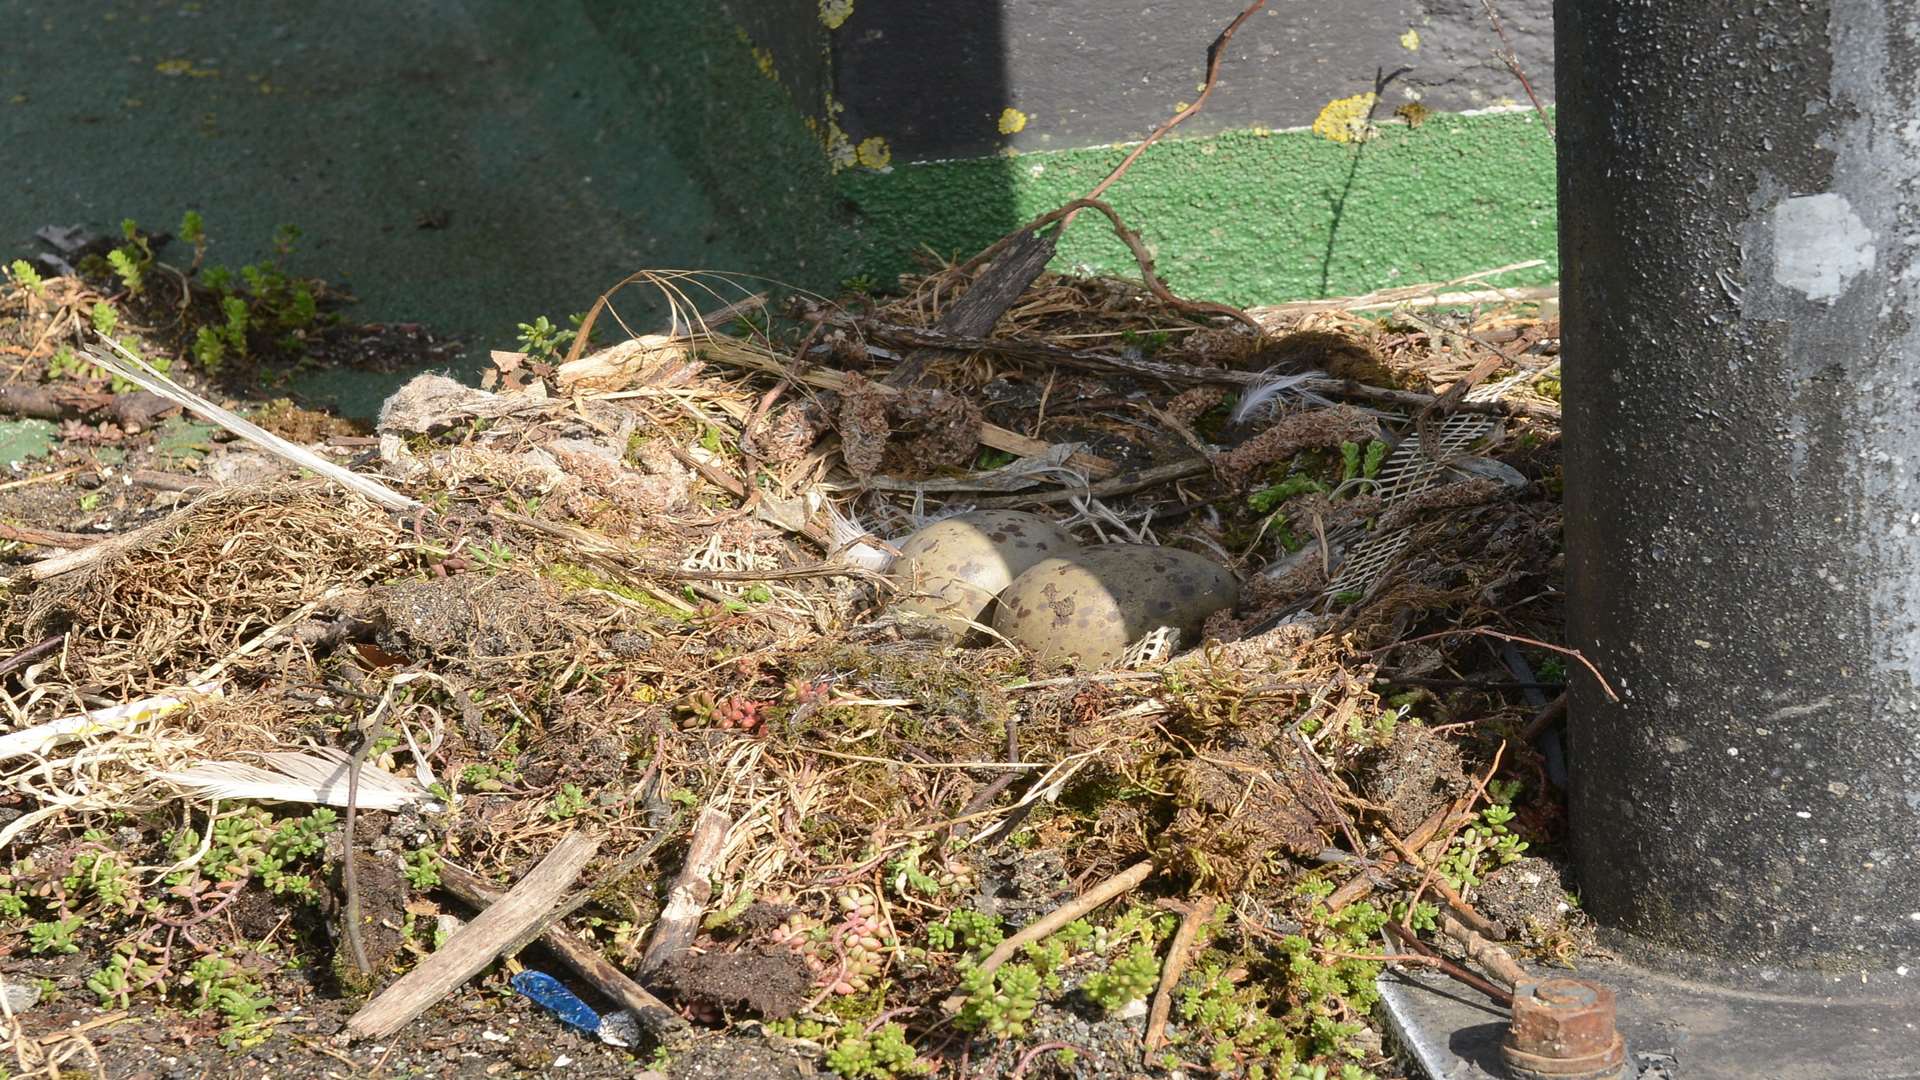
837 110 1559 305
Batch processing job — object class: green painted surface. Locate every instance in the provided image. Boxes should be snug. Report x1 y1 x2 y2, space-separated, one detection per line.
4 0 759 415
838 111 1560 304
582 1 863 295
612 4 1562 305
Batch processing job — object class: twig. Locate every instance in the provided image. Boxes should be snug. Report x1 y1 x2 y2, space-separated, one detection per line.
0 466 82 493
1143 900 1210 1057
884 230 1061 388
942 0 1271 298
1480 0 1555 138
940 859 1156 1014
1292 731 1372 868
1372 629 1617 702
0 384 177 428
1438 911 1528 987
436 860 690 1046
129 468 214 494
0 522 100 548
972 457 1210 509
1325 801 1456 912
1076 0 1270 209
1519 693 1568 743
1382 922 1514 1007
341 688 396 978
636 805 733 977
843 319 1560 422
0 634 63 679
951 199 1261 334
1379 828 1505 941
946 721 1020 841
1011 1041 1088 1080
346 832 604 1040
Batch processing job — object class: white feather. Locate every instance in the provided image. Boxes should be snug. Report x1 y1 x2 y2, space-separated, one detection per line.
821 499 897 572
156 748 429 810
1229 369 1335 425
84 336 420 512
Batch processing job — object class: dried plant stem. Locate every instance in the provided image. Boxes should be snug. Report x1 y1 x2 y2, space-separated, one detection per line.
940 859 1156 1014
1143 900 1210 1057
1379 828 1504 941
1075 0 1270 209
342 688 397 978
1382 922 1515 1007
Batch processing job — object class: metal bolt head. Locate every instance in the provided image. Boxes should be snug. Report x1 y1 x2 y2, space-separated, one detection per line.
1500 977 1627 1080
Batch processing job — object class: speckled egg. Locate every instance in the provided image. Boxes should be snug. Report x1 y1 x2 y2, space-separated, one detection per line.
887 511 1081 634
993 544 1240 668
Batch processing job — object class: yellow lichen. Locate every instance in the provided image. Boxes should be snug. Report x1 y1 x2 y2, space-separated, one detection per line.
1400 27 1421 51
752 46 777 79
819 0 854 30
855 136 892 169
155 58 219 78
1312 92 1379 144
825 122 856 171
1394 101 1433 127
997 107 1028 135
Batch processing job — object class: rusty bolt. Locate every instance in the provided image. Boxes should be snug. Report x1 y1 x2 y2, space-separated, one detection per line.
1499 977 1627 1080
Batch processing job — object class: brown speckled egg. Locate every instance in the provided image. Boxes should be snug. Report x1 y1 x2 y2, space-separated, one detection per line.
992 544 1240 668
887 511 1080 634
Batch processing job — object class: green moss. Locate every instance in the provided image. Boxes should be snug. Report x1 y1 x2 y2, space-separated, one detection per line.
545 562 694 622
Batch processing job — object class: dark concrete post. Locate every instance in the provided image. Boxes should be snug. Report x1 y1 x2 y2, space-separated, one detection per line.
1557 0 1920 982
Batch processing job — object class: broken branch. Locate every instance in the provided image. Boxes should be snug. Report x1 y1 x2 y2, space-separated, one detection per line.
346 832 603 1040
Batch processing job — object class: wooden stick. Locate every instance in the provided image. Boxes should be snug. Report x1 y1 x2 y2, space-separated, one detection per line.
1378 829 1507 941
0 522 99 548
940 859 1156 1014
436 861 690 1046
129 469 214 494
971 457 1210 509
884 229 1059 389
1381 922 1515 1007
1438 911 1528 988
1520 693 1568 743
1325 802 1457 912
636 806 732 977
1143 900 1210 1057
346 832 603 1040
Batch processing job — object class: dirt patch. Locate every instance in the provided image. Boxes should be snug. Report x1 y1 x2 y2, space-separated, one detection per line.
668 1034 819 1080
1353 723 1471 836
659 945 813 1020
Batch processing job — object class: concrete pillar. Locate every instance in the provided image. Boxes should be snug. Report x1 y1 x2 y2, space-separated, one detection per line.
1557 0 1920 980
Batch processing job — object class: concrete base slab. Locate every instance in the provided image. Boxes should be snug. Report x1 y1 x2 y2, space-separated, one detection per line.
1379 960 1920 1080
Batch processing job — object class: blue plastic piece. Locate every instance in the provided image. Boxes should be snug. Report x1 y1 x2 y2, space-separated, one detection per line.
511 970 604 1037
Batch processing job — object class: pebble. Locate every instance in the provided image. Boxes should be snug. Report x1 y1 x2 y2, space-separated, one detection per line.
0 977 41 1014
